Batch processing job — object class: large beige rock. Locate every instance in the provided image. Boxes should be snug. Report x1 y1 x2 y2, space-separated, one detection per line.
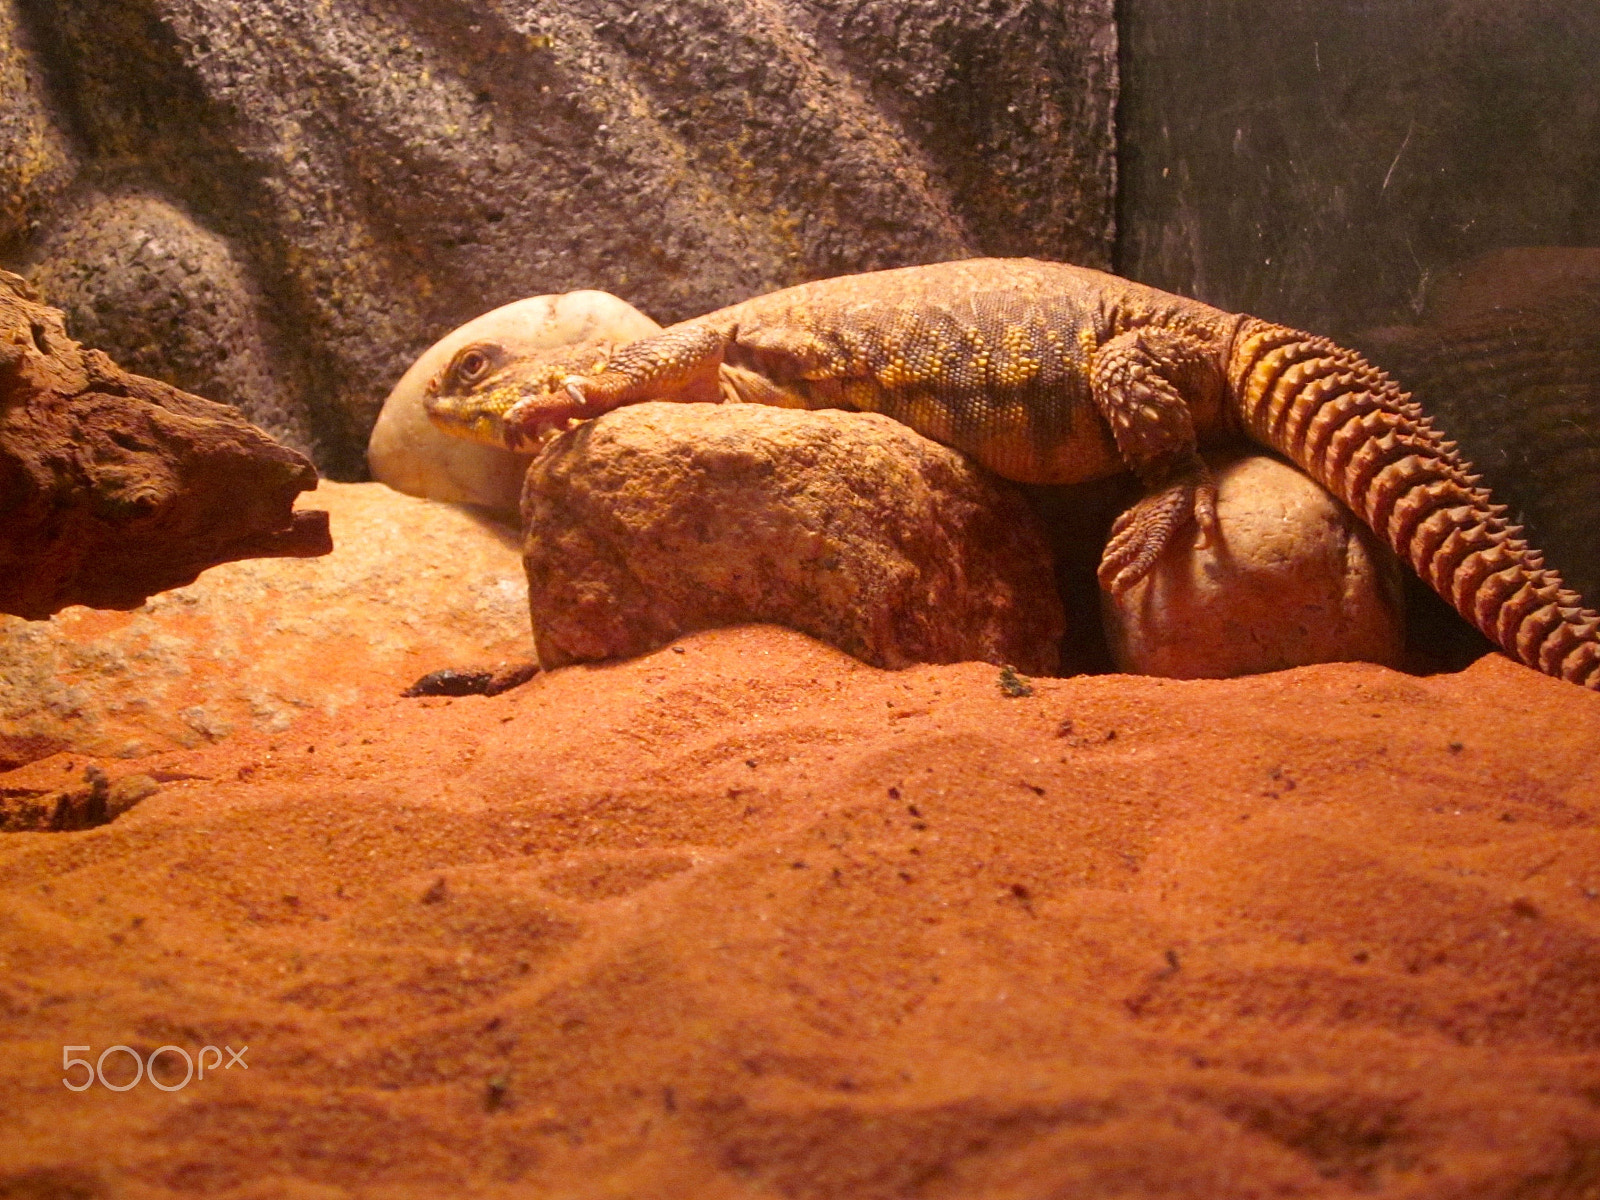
367 292 661 515
0 482 529 758
523 403 1065 674
1104 452 1405 679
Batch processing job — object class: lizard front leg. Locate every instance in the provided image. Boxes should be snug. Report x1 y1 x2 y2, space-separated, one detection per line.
1090 326 1228 593
502 320 730 445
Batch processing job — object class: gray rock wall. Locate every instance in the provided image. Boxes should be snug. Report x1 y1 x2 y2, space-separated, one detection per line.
0 0 1116 477
0 0 76 247
27 191 323 458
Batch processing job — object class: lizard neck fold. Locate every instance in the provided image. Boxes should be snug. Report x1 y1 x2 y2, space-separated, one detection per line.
1225 317 1600 688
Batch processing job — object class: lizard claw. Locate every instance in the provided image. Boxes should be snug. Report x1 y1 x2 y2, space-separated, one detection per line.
1192 473 1219 550
1097 462 1217 594
500 376 603 451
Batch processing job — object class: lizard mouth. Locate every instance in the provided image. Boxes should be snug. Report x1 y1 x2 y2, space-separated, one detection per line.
502 380 598 452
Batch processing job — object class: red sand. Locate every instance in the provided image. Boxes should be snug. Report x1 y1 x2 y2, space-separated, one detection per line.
2 626 1599 1197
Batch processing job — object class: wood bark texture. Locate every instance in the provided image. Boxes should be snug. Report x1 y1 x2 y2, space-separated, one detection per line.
0 269 329 619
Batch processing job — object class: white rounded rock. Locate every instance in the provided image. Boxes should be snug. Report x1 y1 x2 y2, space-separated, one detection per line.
367 291 661 514
1104 452 1406 680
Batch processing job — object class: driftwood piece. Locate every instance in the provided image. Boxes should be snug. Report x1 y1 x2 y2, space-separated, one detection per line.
0 269 330 619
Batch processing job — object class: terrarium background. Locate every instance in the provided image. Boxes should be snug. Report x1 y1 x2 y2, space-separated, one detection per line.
0 0 1596 589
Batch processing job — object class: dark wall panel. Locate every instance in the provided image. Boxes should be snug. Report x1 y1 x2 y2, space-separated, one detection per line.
1117 0 1600 336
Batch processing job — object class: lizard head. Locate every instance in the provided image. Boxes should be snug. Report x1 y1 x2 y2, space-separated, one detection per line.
424 338 616 453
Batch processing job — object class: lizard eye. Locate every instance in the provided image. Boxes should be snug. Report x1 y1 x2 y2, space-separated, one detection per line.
450 345 496 387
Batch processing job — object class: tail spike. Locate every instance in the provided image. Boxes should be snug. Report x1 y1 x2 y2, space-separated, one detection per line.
1224 316 1600 689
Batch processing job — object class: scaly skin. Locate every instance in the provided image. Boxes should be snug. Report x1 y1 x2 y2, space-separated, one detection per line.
425 258 1600 690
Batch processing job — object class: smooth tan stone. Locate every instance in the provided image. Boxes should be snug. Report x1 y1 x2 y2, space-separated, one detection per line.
368 292 661 515
522 402 1065 674
1104 452 1405 679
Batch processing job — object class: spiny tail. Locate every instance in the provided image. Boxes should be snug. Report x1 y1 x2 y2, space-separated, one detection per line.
1227 318 1600 690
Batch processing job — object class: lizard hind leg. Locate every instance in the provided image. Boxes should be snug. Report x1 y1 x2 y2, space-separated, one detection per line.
1089 326 1227 594
1098 460 1219 594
